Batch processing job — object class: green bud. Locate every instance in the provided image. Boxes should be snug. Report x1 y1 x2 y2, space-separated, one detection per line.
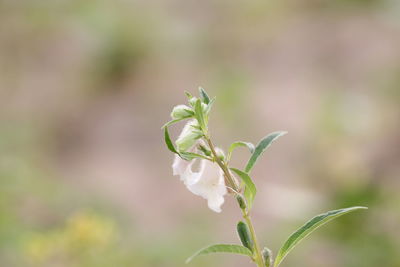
189 96 208 111
237 221 253 251
262 247 273 267
184 91 193 99
215 147 225 161
170 105 193 120
176 120 202 152
236 195 246 209
189 96 198 107
198 144 211 157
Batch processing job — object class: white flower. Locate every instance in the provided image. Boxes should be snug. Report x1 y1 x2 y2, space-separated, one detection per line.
172 121 227 214
187 158 227 213
173 155 227 212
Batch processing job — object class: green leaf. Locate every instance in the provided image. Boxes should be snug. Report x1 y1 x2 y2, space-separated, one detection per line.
194 99 206 132
164 126 179 154
204 97 215 115
161 116 192 129
230 168 257 209
228 141 255 161
274 206 368 267
245 131 287 173
199 87 210 104
186 244 252 264
180 152 211 161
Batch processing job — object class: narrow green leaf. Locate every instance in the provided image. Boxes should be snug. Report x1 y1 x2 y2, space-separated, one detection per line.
180 152 211 161
228 141 255 161
186 244 252 264
194 99 206 132
274 206 368 267
199 87 210 104
230 168 257 209
161 116 192 129
245 131 287 173
204 97 215 115
164 126 179 154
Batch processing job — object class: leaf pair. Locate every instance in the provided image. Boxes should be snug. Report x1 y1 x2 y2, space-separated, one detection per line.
229 131 287 210
186 207 367 265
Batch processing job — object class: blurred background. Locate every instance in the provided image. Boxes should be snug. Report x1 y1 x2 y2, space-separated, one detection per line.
1 0 399 266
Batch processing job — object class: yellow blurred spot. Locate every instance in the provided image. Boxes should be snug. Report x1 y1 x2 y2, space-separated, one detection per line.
23 211 117 265
66 212 116 248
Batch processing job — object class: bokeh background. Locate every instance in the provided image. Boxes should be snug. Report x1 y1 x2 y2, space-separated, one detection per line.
1 0 400 266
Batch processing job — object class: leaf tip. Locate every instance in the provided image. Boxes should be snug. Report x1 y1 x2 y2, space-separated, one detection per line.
198 86 210 104
354 206 368 210
277 131 288 136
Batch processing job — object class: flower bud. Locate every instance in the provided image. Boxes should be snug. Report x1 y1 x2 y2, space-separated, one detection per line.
189 97 208 110
215 147 225 161
237 221 253 251
262 247 273 267
198 144 211 157
236 195 246 209
176 120 202 152
170 105 193 120
189 97 198 107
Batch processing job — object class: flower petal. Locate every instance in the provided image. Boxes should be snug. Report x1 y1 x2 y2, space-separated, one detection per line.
207 195 225 213
186 159 227 213
172 154 190 176
172 154 204 186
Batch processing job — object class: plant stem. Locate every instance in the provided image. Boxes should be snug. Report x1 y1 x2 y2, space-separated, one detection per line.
242 209 264 267
205 137 238 192
204 136 264 267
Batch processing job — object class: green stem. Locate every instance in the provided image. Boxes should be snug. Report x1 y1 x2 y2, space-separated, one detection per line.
205 137 238 191
243 209 264 267
204 136 264 267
